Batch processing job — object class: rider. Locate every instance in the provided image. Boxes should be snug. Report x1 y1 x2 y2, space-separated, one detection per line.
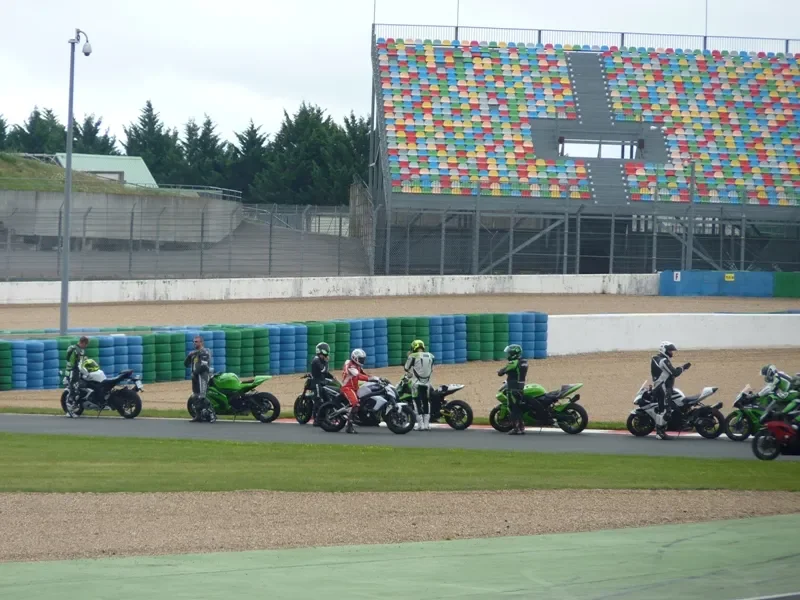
341 348 370 434
185 335 213 422
404 340 435 431
497 344 529 435
758 365 800 430
310 342 335 427
650 341 691 440
64 336 89 417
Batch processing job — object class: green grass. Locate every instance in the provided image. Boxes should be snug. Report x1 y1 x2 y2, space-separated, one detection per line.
0 406 628 430
0 153 176 196
1 432 799 493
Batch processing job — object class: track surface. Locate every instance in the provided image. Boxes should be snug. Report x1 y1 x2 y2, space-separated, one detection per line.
2 414 795 460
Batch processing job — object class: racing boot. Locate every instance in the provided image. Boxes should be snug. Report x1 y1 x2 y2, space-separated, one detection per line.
655 410 672 440
345 407 358 434
423 413 431 431
413 411 422 431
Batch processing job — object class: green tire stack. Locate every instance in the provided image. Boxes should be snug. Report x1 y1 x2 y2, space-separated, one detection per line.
306 322 325 367
493 313 509 361
0 341 12 391
170 333 185 381
323 322 337 367
466 314 481 361
56 337 78 372
415 316 430 350
387 317 403 366
85 337 100 364
401 317 416 357
479 314 495 361
141 334 157 384
253 327 270 375
154 333 172 383
225 329 242 375
334 321 351 368
240 328 255 377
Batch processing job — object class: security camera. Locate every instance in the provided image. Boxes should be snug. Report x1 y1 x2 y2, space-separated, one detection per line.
82 42 92 56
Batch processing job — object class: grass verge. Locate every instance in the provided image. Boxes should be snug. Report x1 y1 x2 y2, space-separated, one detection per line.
0 406 628 430
1 432 798 493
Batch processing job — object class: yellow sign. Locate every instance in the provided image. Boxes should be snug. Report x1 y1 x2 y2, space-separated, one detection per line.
724 273 735 282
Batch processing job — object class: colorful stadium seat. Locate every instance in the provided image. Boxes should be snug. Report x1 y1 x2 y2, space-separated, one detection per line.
604 48 800 206
376 39 591 199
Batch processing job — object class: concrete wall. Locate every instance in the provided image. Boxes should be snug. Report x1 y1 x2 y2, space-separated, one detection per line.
548 313 800 355
0 190 241 243
0 273 660 305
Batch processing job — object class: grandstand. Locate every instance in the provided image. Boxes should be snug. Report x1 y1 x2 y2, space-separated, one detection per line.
368 26 800 276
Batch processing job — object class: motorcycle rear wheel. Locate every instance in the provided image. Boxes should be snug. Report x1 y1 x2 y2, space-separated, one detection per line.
626 412 654 437
444 400 473 430
752 429 781 461
250 392 281 423
489 405 514 433
557 403 588 434
724 410 753 442
695 409 724 439
115 389 142 419
60 390 85 417
317 402 348 432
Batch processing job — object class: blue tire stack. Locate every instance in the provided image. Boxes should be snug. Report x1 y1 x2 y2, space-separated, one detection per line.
207 330 225 374
267 326 281 376
26 341 45 390
454 315 468 363
11 341 27 390
521 313 537 359
361 319 377 369
184 331 199 379
294 324 308 373
279 325 295 375
429 316 443 361
534 313 548 359
373 318 389 368
113 335 129 376
349 319 364 365
508 313 524 350
440 315 455 364
127 336 144 379
97 336 115 375
42 339 60 389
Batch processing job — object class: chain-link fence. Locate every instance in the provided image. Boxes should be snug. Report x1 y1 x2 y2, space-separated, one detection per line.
377 207 800 275
0 182 377 281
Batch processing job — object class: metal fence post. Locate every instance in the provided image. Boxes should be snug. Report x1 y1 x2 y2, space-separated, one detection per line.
384 206 392 275
651 214 658 273
200 208 206 278
268 207 274 277
300 205 311 277
439 209 447 276
128 205 136 278
56 206 63 278
155 207 166 278
370 206 379 276
80 207 91 278
4 209 17 282
405 211 412 276
228 208 237 275
507 212 515 275
472 204 480 275
740 213 746 270
609 213 615 274
562 211 569 275
337 206 343 276
575 211 581 274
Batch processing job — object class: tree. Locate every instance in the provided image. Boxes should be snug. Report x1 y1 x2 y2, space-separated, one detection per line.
122 100 184 184
73 114 119 155
6 107 66 154
342 112 370 182
249 103 355 206
0 115 7 151
180 115 229 187
227 120 268 196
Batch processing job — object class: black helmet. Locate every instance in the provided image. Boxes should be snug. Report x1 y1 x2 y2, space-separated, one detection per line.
315 342 330 357
504 344 522 360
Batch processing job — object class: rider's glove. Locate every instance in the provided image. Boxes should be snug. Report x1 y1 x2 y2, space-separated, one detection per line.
682 362 691 371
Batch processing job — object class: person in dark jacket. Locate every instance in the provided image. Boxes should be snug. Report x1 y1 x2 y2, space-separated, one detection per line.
498 344 530 435
651 341 691 440
185 336 213 422
310 342 335 427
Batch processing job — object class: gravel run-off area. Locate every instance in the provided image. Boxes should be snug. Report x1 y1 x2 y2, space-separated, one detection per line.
1 490 798 562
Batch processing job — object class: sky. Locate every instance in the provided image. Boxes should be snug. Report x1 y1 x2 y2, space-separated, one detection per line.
1 0 798 149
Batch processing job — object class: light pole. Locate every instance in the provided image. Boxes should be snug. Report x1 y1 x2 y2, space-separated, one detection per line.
60 29 92 335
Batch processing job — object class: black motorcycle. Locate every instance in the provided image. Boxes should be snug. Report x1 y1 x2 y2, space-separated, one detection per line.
396 378 474 430
626 380 724 438
60 369 144 419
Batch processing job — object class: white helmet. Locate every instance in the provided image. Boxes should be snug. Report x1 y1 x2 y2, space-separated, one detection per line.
351 348 366 366
659 341 677 358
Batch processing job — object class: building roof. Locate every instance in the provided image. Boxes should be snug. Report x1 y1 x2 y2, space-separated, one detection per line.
54 154 158 187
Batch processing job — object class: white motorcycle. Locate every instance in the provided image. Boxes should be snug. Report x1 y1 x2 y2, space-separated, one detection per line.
60 367 144 419
316 377 415 434
626 380 724 438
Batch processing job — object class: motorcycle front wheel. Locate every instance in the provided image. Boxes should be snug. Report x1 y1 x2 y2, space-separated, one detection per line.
294 395 314 424
187 397 216 423
557 403 588 434
317 402 348 432
752 429 781 460
626 412 655 437
115 389 142 419
385 405 415 434
250 392 281 423
60 390 85 417
724 410 753 442
695 409 725 439
489 405 514 433
444 400 473 430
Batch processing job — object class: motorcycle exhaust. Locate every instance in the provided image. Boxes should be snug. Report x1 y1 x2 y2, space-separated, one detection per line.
711 402 723 410
569 394 581 403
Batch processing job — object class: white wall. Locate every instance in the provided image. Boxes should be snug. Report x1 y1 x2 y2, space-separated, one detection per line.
548 313 800 355
0 274 659 305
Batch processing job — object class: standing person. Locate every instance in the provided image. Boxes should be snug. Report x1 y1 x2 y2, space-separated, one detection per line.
404 339 435 431
185 335 213 422
497 344 529 435
64 336 89 417
651 341 691 440
341 348 370 434
310 342 335 427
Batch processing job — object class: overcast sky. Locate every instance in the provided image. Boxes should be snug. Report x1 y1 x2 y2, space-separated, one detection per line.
2 0 798 148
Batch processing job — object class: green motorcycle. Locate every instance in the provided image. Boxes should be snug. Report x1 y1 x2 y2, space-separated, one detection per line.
187 372 281 423
490 382 588 434
725 384 799 442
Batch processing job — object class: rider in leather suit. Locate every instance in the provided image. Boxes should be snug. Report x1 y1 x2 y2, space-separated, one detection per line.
650 341 691 440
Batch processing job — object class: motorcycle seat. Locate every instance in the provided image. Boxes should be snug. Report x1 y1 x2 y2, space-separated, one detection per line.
682 394 701 404
239 377 255 384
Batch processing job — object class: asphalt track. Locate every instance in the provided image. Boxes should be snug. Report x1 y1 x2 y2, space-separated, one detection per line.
2 413 797 460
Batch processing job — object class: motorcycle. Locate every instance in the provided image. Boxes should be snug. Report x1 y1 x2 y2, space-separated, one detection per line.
60 368 143 419
316 377 415 434
187 372 280 423
489 381 588 434
726 382 800 442
395 377 474 430
751 399 800 460
626 380 723 438
293 374 381 427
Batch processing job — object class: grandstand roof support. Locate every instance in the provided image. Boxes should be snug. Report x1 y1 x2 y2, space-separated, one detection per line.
479 218 564 275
